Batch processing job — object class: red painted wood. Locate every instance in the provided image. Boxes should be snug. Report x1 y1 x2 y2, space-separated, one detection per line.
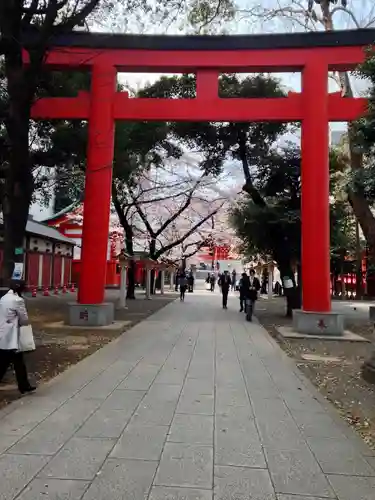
53 255 63 287
42 254 52 288
31 93 366 123
39 45 365 72
106 261 120 287
26 253 40 288
78 64 116 304
72 261 81 286
27 38 372 313
63 257 72 285
301 60 330 312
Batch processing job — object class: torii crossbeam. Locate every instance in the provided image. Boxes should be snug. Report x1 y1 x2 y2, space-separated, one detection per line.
27 28 375 330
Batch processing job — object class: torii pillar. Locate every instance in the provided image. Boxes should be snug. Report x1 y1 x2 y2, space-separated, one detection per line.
293 58 344 335
68 63 116 326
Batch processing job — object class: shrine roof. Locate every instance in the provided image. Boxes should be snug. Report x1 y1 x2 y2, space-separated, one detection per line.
43 201 81 224
26 219 76 245
24 28 375 51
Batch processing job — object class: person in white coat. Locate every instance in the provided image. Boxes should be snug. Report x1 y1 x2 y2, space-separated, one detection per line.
0 280 35 394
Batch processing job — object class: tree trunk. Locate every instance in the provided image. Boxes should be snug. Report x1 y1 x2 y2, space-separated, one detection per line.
127 260 136 300
112 190 136 300
0 3 43 286
1 70 34 285
150 269 156 295
355 219 363 299
149 239 157 295
124 224 136 299
346 119 375 264
155 271 161 291
340 256 346 298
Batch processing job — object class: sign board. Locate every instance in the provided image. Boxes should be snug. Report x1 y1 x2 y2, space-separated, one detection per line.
15 247 24 255
12 263 24 280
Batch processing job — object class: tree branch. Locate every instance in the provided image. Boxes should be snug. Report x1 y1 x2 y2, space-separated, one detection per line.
329 6 361 29
22 0 69 16
180 241 208 260
197 0 225 33
154 207 221 260
131 196 156 239
55 0 101 32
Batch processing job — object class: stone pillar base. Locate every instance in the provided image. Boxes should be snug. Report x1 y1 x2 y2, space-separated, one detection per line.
293 310 344 336
369 306 375 321
68 302 114 326
362 352 375 384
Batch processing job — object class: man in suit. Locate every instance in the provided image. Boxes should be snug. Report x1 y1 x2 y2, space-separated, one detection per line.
220 270 232 309
247 268 261 320
231 269 237 291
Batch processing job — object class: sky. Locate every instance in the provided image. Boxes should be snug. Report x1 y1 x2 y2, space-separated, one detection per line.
30 0 373 220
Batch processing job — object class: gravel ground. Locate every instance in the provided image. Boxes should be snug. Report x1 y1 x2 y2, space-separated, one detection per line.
256 296 375 450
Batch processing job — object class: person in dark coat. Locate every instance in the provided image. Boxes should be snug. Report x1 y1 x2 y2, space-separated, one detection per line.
209 273 216 292
238 272 250 312
179 275 188 301
247 268 261 319
188 271 194 292
231 270 237 291
220 270 232 309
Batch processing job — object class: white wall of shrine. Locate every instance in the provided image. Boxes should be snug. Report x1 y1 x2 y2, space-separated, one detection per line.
63 228 111 262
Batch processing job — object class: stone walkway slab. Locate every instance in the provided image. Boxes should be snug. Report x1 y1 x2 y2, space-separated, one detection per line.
0 289 375 500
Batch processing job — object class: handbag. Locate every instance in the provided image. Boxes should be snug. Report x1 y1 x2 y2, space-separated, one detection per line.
18 325 36 352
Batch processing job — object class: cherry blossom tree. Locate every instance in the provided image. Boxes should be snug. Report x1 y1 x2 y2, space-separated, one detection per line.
112 153 235 293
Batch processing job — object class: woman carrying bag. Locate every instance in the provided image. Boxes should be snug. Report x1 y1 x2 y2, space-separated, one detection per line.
0 280 36 394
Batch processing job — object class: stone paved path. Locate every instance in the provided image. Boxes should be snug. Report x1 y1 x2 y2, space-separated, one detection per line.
1 289 375 500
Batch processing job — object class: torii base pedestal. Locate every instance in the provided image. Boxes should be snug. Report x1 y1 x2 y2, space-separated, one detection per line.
68 302 114 327
293 310 344 336
362 353 375 384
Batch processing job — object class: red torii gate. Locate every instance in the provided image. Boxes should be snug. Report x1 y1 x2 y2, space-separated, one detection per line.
28 28 374 330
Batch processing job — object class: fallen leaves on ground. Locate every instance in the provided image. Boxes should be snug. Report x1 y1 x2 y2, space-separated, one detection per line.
257 297 375 451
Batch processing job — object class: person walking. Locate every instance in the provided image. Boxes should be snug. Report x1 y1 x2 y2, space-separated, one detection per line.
179 275 188 302
231 269 237 291
220 270 231 309
188 271 194 293
174 270 180 292
209 273 216 292
238 272 250 312
0 280 36 394
218 272 222 292
246 269 261 321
